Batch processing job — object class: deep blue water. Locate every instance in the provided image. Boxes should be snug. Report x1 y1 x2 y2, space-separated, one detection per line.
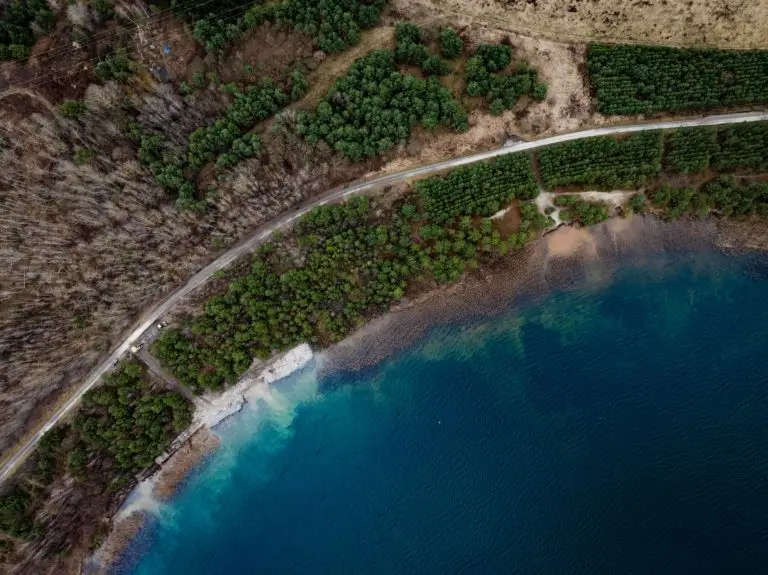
118 250 768 575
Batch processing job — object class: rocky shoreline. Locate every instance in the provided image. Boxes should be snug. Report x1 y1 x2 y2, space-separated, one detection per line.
87 213 768 574
87 344 315 572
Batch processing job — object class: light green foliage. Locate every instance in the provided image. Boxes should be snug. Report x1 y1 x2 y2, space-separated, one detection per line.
587 44 768 115
663 127 717 173
554 195 609 225
74 361 193 474
59 99 87 120
74 147 94 165
416 153 538 222
296 50 468 161
290 69 308 100
465 43 540 113
537 131 663 189
440 28 463 59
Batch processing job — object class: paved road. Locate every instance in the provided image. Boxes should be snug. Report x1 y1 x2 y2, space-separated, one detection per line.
2 110 766 484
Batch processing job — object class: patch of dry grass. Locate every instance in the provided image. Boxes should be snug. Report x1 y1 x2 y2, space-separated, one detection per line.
391 0 768 49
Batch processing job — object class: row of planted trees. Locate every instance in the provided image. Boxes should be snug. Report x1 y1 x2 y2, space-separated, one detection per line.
536 122 768 190
587 44 768 115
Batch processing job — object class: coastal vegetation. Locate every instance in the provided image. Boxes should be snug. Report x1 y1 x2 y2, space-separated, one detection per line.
587 44 768 114
152 158 550 391
649 177 768 219
0 362 192 569
553 195 609 226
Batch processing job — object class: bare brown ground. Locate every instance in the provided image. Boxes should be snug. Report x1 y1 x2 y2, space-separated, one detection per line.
544 225 598 259
219 23 315 84
391 0 768 49
367 25 623 177
295 27 395 109
153 426 220 500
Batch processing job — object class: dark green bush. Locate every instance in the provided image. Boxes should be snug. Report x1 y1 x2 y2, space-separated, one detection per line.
440 28 463 59
587 44 768 115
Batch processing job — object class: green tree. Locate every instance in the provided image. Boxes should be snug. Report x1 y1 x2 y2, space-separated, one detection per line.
440 28 463 59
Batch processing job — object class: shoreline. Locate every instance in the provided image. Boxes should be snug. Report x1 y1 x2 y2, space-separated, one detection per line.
91 213 764 573
88 344 315 572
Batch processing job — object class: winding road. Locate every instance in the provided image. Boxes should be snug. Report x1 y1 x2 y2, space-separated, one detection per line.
2 110 766 484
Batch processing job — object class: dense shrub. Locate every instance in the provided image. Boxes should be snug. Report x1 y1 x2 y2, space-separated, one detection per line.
440 28 463 59
297 50 468 161
274 0 384 52
416 153 538 222
651 177 768 219
663 127 718 173
648 185 696 220
193 0 384 54
94 50 132 83
393 23 450 76
711 122 768 172
73 361 193 473
0 488 37 539
587 44 768 115
465 43 544 113
537 131 663 189
187 80 287 169
554 195 609 225
59 100 87 120
0 0 55 60
394 22 422 44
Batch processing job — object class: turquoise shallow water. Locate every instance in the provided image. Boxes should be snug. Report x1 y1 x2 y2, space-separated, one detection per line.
117 249 768 574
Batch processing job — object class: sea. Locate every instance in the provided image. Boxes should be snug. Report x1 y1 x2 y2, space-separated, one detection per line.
115 233 768 574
